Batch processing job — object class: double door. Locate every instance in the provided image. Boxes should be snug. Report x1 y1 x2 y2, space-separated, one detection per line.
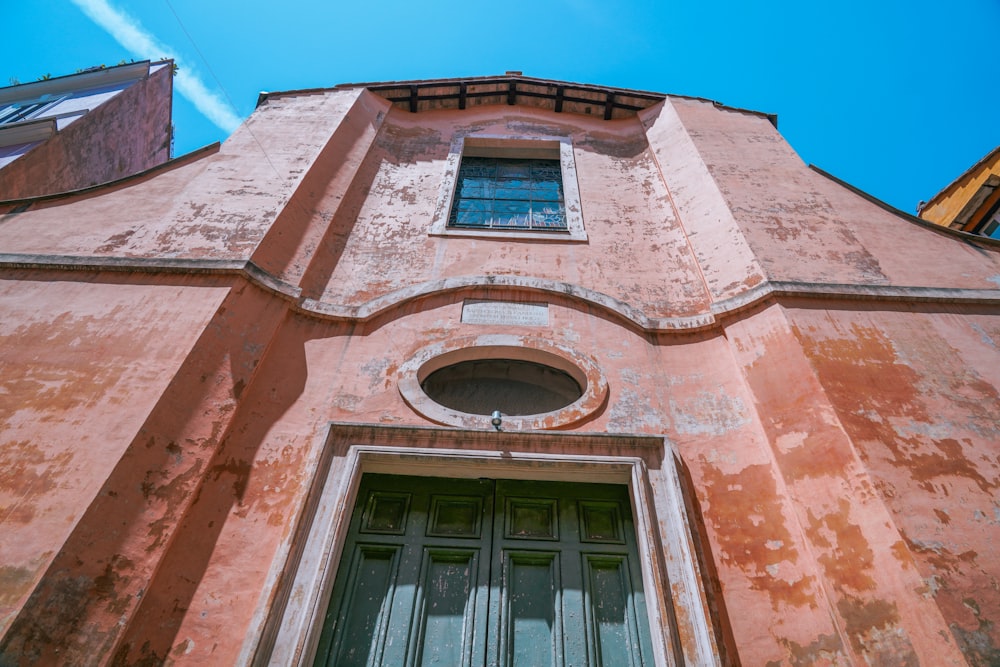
315 474 653 666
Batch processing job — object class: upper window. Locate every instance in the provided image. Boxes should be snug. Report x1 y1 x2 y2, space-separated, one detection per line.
981 214 1000 239
429 135 587 241
449 157 567 231
0 96 66 125
977 205 1000 240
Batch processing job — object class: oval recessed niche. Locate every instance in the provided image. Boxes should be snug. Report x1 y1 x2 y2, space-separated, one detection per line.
421 358 583 416
397 336 608 430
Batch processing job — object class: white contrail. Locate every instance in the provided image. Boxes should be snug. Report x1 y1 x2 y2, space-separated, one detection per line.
68 0 242 133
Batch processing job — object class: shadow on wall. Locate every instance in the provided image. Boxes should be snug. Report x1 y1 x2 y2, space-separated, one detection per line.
110 307 319 664
0 281 306 665
674 454 742 667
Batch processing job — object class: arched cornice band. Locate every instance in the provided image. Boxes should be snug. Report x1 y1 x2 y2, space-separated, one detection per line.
298 274 713 331
2 253 1000 333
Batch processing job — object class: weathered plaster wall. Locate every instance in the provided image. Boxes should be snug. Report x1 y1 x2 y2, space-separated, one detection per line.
0 275 230 637
663 97 1000 291
66 288 993 666
726 303 971 665
2 88 1000 666
306 105 711 319
0 154 215 255
101 294 752 664
639 101 767 302
0 89 388 262
0 277 290 664
789 304 1000 664
0 65 172 201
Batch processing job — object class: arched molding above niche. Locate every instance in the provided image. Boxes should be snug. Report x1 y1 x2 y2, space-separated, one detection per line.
398 334 608 430
301 274 715 333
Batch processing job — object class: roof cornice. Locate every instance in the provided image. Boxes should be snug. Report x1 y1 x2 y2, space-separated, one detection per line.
258 74 777 125
0 61 164 106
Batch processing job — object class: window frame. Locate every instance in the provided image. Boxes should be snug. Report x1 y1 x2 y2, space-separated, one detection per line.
0 95 68 126
974 198 1000 240
429 134 588 242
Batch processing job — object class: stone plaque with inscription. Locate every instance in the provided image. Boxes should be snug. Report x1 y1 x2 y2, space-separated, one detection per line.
461 300 549 326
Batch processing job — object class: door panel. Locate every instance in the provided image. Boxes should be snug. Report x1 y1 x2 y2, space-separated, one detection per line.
410 549 482 666
322 545 400 666
501 552 561 667
584 555 642 667
316 475 653 667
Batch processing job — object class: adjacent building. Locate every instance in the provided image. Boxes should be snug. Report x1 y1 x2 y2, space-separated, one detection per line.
0 60 173 200
919 145 1000 239
1 74 1000 666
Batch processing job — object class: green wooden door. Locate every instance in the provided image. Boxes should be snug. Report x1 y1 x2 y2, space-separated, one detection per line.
315 475 654 667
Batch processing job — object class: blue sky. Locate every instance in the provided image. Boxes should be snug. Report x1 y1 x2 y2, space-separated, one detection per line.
3 0 998 212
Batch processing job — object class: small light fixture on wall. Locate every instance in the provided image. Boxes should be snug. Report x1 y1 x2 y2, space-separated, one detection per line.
491 410 503 431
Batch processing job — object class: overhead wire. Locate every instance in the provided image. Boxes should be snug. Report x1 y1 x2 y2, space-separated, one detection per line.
163 0 282 179
162 0 342 295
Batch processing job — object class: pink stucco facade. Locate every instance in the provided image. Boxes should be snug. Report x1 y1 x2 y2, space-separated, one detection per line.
1 76 999 665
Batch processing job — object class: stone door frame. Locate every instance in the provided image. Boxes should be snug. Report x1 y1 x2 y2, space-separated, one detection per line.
252 423 722 666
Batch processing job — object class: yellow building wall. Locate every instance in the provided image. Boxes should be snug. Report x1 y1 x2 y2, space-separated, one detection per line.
920 148 1000 231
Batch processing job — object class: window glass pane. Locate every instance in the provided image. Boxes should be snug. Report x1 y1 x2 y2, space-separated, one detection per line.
531 181 563 201
532 211 567 228
983 216 1000 239
534 202 564 214
531 163 561 180
451 199 492 227
453 211 491 227
494 200 531 228
494 218 530 228
458 184 495 199
496 161 532 178
461 158 497 177
449 157 567 232
495 185 532 200
496 175 529 186
455 199 490 212
494 200 531 215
